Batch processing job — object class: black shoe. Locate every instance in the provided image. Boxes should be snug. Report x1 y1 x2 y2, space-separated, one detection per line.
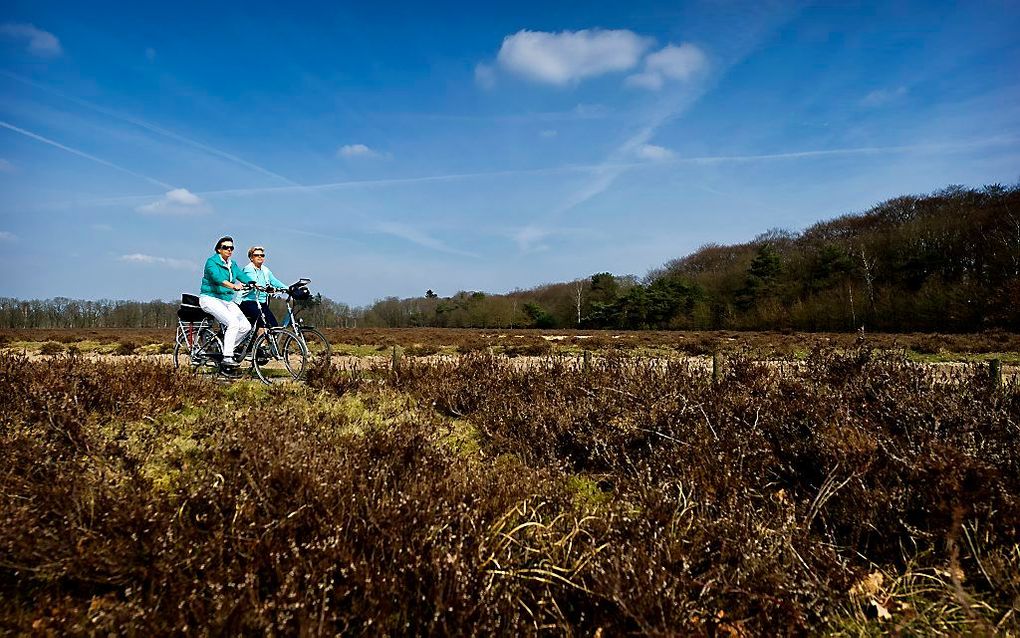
219 359 241 376
256 346 270 366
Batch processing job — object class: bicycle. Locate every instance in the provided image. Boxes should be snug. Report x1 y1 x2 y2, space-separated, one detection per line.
274 279 332 374
173 287 308 384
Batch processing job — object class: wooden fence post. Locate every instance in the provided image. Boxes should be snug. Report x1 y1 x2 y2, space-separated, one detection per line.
582 350 591 373
989 359 1002 389
712 352 721 383
392 345 400 372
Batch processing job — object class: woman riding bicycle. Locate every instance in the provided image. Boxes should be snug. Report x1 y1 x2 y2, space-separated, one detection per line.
237 245 287 331
199 236 255 373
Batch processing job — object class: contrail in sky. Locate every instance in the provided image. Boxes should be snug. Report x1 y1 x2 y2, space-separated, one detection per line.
513 4 808 250
0 119 175 189
1 70 303 187
49 134 1019 210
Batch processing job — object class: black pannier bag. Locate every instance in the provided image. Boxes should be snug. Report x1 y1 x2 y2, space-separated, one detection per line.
178 293 212 322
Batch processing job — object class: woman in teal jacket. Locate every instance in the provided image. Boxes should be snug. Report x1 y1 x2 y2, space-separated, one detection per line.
198 236 255 371
237 245 287 329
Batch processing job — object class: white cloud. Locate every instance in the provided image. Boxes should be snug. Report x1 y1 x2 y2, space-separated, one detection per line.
474 63 496 89
0 23 62 57
626 71 665 91
0 158 14 172
136 188 210 214
338 143 380 158
636 143 675 161
0 231 17 241
496 29 653 85
165 188 202 205
540 129 558 138
626 43 707 90
119 253 197 270
861 86 907 107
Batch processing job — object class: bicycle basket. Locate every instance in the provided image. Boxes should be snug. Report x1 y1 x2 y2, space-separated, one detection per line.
289 284 311 300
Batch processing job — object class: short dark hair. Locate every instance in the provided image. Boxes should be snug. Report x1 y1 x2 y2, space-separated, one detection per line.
215 236 234 250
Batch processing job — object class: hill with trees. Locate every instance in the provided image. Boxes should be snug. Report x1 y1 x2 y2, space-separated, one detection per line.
360 183 1020 332
3 183 1018 332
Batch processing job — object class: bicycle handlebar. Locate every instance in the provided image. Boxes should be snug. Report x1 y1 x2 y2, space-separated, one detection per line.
245 283 296 296
242 278 313 298
245 283 281 293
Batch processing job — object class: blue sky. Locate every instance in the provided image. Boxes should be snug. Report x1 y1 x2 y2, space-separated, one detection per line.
1 0 1018 306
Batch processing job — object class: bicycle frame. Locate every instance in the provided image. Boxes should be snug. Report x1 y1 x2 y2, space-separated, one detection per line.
176 286 275 366
274 279 315 351
235 284 286 360
176 317 212 351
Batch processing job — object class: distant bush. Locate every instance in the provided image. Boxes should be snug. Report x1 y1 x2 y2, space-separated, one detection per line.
455 341 487 355
114 341 137 356
503 340 552 357
405 343 440 357
909 334 943 354
678 334 719 355
38 341 65 355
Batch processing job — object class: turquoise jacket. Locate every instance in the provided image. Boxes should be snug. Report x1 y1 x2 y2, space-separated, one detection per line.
200 255 254 301
236 263 287 304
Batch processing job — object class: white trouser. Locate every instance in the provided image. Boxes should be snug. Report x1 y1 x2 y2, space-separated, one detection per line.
199 295 250 359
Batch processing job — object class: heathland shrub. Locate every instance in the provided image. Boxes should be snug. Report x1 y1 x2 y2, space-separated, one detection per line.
502 339 552 357
114 341 138 356
404 342 441 357
2 349 1017 634
38 341 65 355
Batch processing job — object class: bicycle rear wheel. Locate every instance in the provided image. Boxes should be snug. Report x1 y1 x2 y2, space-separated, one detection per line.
173 327 222 376
252 330 306 384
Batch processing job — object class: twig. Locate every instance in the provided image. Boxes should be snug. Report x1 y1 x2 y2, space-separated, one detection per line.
634 426 690 446
697 405 719 442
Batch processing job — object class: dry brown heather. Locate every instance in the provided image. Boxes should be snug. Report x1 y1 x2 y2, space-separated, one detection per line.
2 348 1018 634
4 327 1020 358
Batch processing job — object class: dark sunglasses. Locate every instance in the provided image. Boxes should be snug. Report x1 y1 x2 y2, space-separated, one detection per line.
252 253 265 257
219 245 235 250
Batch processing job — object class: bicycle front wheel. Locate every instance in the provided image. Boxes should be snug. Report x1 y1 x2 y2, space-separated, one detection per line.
299 327 331 362
252 330 306 385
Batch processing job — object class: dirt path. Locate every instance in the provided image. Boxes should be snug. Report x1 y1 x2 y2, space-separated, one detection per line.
6 348 1017 385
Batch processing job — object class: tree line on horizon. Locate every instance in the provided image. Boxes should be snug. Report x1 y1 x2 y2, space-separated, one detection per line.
358 182 1020 333
3 183 1018 333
